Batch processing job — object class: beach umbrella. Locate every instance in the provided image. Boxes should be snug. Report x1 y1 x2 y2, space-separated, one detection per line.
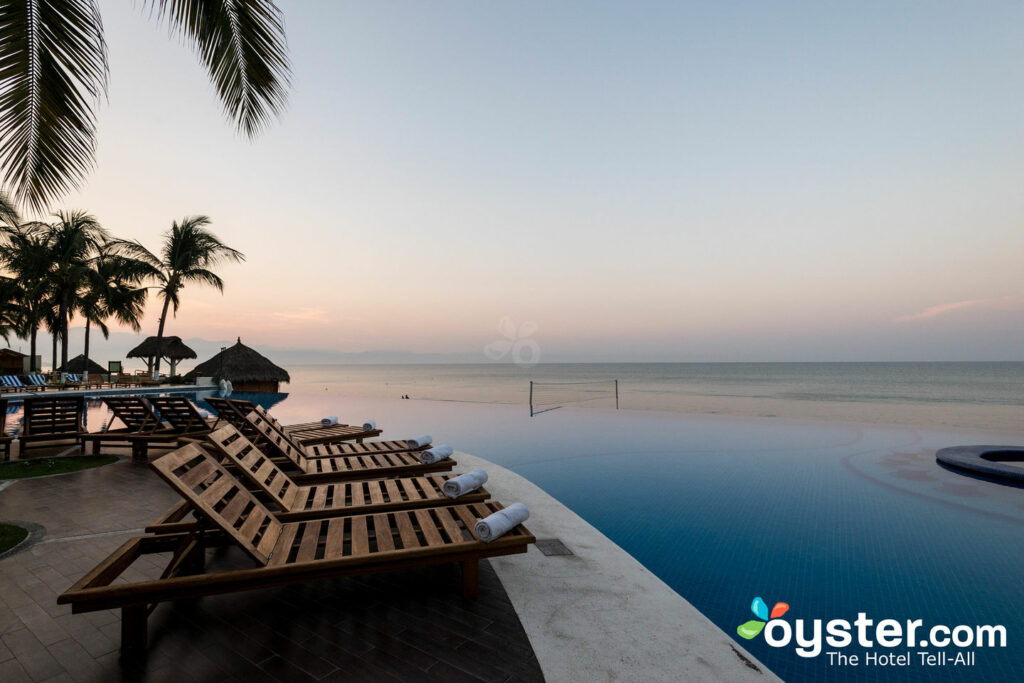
126 336 197 377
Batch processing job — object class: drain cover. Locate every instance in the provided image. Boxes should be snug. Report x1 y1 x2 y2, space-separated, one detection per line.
535 538 574 556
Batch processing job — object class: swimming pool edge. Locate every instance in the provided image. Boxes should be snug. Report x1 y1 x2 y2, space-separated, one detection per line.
455 450 782 683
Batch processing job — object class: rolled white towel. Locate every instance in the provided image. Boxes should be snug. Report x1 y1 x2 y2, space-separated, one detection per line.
474 503 530 543
406 434 432 449
362 419 377 431
321 416 339 427
197 409 211 419
419 444 453 464
442 469 488 499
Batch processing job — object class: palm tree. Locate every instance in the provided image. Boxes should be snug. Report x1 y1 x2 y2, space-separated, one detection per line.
0 0 291 213
135 216 244 377
78 239 154 376
45 211 107 369
0 224 51 371
0 276 23 343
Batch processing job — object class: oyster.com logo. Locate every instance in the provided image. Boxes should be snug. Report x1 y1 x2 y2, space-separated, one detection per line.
733 595 1005 668
737 597 789 640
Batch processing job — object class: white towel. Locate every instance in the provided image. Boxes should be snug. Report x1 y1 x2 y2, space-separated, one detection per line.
362 419 377 431
406 434 432 449
474 503 530 543
418 444 453 464
321 416 338 427
197 409 210 419
442 469 488 499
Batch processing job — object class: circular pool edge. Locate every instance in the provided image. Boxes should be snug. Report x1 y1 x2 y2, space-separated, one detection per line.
935 445 1024 487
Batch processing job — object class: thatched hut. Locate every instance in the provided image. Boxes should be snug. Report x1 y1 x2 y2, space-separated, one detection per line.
184 338 290 392
0 348 27 374
57 355 106 375
126 336 197 377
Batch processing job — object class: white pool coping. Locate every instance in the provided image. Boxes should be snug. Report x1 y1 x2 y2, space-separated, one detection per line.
455 451 781 683
1 384 197 400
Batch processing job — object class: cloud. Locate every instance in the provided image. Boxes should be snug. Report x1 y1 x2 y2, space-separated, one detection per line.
270 308 330 324
896 294 1024 322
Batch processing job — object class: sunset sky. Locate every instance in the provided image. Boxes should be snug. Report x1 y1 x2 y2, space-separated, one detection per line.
35 1 1024 361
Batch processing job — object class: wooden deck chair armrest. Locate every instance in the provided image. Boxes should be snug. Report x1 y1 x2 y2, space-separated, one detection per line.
145 500 196 534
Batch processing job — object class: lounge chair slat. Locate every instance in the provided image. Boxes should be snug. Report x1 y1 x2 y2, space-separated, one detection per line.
324 517 345 559
311 485 329 511
351 516 369 556
435 505 469 543
414 509 445 548
269 524 300 566
383 479 402 503
394 512 420 549
368 481 385 505
372 514 394 552
296 520 322 563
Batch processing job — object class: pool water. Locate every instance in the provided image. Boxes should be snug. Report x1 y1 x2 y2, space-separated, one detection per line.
7 390 1023 682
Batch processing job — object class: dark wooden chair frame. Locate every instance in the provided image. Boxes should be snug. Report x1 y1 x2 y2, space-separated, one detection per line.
81 396 186 462
57 443 533 660
19 395 87 456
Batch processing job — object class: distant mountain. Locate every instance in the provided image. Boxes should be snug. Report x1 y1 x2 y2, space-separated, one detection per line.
1 327 492 372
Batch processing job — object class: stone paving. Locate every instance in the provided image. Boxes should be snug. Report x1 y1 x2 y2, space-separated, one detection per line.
0 447 544 682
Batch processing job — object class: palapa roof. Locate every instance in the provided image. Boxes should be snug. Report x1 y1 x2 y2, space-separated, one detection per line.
126 336 197 361
57 355 107 374
0 348 26 358
183 338 290 384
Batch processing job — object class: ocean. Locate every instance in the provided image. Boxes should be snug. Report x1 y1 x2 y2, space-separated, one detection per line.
284 362 1024 433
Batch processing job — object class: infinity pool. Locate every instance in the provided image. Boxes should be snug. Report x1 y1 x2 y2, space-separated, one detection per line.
7 390 1022 681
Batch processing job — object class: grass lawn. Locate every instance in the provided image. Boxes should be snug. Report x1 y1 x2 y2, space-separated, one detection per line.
0 455 119 480
0 523 29 554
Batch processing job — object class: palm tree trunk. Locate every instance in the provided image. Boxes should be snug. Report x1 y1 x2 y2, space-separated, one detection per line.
153 295 172 379
51 331 58 376
29 325 38 373
83 319 91 380
60 300 70 370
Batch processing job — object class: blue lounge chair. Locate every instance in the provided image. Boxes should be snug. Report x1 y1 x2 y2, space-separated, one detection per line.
62 373 82 388
26 374 52 390
0 375 42 393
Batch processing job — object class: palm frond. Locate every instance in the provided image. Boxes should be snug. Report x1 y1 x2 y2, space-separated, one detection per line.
181 266 224 291
145 0 290 137
0 188 19 226
0 0 108 213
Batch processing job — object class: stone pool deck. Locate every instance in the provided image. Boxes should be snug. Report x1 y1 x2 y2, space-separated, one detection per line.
455 451 778 683
0 443 778 682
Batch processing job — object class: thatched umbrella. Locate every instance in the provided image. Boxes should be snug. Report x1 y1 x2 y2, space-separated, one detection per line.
184 338 290 392
126 336 197 377
57 354 106 375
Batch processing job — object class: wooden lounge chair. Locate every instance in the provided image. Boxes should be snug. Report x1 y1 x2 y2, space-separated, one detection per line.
146 395 214 436
58 442 533 659
19 395 87 455
1 375 43 393
1 398 14 460
219 424 487 516
246 409 454 480
245 403 423 457
149 424 491 532
206 397 383 445
81 396 187 461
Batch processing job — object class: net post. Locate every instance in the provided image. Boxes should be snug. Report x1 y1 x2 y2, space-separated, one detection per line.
615 379 619 409
529 381 534 417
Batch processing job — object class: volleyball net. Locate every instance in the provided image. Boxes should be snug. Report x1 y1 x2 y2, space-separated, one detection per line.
528 379 619 416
